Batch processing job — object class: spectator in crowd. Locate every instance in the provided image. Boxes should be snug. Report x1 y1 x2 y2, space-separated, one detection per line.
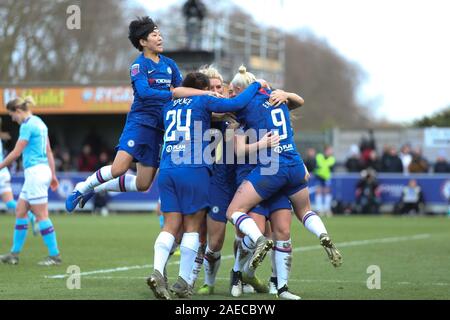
408 147 429 173
399 144 412 174
304 147 317 173
83 130 102 157
60 150 74 172
365 150 381 172
433 151 449 173
345 144 362 172
78 144 98 172
314 145 335 216
355 169 381 214
381 145 403 172
54 147 75 172
397 179 425 215
359 129 377 165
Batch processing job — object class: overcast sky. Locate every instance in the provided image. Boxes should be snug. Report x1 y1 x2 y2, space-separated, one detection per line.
137 0 450 123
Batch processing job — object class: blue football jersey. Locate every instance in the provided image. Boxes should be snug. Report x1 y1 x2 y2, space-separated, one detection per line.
236 88 303 168
128 53 183 131
210 121 237 192
160 82 261 170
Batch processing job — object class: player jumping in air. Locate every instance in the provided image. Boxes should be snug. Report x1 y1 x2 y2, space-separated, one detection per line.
65 17 208 212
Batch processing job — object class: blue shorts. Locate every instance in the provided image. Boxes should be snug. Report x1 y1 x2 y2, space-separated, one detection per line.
236 166 291 219
251 193 292 219
208 182 235 224
236 166 267 217
246 163 308 200
116 120 163 168
316 176 332 188
158 167 211 215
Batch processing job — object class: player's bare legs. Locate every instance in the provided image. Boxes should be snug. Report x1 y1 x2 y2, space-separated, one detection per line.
2 199 61 266
0 199 29 265
87 158 158 198
289 188 342 267
226 180 274 271
69 151 160 211
2 190 38 236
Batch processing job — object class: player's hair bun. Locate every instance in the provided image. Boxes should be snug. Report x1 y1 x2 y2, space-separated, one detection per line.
238 65 247 74
23 96 36 107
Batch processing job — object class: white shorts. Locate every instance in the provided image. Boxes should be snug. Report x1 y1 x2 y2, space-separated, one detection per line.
19 164 51 205
0 169 12 194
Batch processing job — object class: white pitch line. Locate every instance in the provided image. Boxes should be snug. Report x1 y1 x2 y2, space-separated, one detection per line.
45 233 431 279
65 276 450 288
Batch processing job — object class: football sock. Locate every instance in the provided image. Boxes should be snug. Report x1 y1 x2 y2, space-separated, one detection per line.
27 211 36 225
78 165 113 194
204 246 221 286
94 174 138 193
180 232 199 286
233 235 241 257
242 236 256 277
189 243 206 286
159 215 165 229
11 218 29 254
232 237 242 272
154 231 175 275
39 219 60 256
302 211 328 238
231 212 263 243
6 200 16 212
274 239 292 290
271 247 277 278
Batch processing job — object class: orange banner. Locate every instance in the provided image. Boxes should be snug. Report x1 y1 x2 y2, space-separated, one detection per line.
0 87 134 114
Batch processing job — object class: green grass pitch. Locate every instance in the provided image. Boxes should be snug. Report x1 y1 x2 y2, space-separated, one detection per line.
0 213 449 300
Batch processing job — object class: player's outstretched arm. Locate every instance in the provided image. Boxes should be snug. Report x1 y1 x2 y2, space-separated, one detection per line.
172 87 220 99
234 131 280 158
206 82 262 113
0 139 27 170
270 89 304 110
134 78 173 102
46 136 59 191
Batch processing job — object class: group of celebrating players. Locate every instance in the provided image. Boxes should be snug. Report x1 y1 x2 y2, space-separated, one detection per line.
1 16 342 300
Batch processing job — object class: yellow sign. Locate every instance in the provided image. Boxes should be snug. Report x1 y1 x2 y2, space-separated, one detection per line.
0 87 133 114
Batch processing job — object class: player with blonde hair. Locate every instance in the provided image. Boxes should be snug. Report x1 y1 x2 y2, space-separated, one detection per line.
0 118 38 235
227 66 342 299
0 97 61 266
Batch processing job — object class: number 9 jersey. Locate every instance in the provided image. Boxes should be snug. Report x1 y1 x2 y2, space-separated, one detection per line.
236 88 304 168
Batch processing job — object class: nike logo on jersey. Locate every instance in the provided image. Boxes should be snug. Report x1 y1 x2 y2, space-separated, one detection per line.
148 70 155 74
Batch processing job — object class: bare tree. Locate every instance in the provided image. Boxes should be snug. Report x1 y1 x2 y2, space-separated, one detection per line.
0 0 139 84
285 32 372 130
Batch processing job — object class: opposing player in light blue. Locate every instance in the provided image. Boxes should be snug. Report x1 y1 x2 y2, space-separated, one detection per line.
0 97 61 266
0 118 38 236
